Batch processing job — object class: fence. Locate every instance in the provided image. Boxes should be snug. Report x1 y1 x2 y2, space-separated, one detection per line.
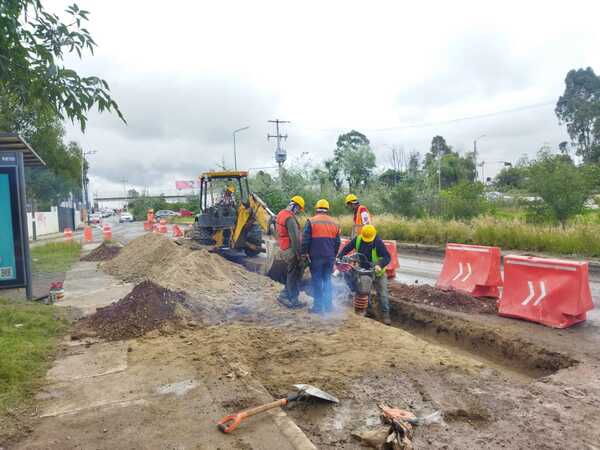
26 207 84 239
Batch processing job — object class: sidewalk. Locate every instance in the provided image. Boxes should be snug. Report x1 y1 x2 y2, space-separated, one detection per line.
14 257 316 450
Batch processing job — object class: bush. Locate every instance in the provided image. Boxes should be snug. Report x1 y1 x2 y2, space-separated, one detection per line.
440 181 486 219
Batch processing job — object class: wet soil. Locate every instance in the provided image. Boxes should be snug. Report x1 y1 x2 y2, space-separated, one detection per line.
389 282 498 314
80 243 121 261
73 281 188 341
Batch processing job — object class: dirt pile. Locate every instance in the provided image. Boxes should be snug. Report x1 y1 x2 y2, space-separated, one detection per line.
74 280 189 341
389 282 498 314
81 243 121 262
102 233 291 324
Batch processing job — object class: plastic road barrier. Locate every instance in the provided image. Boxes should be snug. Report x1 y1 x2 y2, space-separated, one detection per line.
102 223 112 241
436 243 502 297
63 227 73 241
499 255 594 328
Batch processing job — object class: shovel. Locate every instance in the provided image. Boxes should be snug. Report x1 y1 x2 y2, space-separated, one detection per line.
217 384 339 433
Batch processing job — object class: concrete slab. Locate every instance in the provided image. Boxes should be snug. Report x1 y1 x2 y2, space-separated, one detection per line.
46 341 128 382
59 261 133 316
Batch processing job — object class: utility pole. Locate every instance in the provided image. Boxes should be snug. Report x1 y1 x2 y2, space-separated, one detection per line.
268 119 290 171
81 149 97 211
120 178 128 203
473 135 486 182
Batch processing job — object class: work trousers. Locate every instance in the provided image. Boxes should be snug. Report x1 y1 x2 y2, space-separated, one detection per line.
310 257 335 312
345 271 390 314
282 249 303 301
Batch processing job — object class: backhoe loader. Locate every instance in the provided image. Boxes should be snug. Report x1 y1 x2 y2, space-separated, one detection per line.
192 171 275 256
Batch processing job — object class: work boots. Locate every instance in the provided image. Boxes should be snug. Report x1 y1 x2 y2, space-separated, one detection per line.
382 311 392 326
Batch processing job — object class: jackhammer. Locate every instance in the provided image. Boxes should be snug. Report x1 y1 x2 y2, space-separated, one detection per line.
336 253 375 316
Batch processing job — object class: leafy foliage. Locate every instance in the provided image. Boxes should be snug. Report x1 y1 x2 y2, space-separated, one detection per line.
440 180 486 219
555 67 600 163
325 130 376 191
527 151 593 225
0 0 124 130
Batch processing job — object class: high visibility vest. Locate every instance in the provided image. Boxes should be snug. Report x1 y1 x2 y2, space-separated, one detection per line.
355 236 386 277
309 214 339 239
352 205 371 237
276 209 295 250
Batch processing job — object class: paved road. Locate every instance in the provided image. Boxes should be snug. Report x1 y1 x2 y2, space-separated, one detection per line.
396 252 600 326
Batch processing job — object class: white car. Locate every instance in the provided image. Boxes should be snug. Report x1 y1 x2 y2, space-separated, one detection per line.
119 212 134 223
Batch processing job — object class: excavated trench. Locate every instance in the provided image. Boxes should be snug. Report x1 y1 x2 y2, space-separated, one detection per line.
236 253 577 382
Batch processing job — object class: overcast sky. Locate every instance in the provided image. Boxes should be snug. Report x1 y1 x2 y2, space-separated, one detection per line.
54 0 600 196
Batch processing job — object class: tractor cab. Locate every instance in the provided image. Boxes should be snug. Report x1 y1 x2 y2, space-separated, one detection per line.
193 171 274 256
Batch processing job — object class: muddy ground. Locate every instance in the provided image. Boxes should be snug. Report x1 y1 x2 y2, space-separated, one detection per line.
18 233 600 449
80 243 121 262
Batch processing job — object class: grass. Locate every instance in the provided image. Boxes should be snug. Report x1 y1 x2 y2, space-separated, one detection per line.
0 298 68 440
336 214 600 258
167 216 195 224
31 241 81 273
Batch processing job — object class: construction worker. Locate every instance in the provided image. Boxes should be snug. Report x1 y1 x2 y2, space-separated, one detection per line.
302 199 340 314
338 224 392 325
276 195 305 309
220 184 236 207
345 194 372 239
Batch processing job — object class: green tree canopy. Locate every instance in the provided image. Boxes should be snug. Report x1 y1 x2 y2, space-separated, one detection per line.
0 0 124 130
326 130 376 191
527 151 593 225
555 67 600 164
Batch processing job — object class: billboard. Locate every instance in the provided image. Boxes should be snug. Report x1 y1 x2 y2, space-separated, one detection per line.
175 180 200 190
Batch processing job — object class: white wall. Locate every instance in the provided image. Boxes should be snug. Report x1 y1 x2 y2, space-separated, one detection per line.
27 209 59 238
75 210 84 229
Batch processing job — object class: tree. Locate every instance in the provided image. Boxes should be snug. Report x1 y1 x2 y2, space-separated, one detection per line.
440 181 486 219
0 0 124 130
326 130 376 191
527 151 593 226
494 165 527 191
555 67 600 164
425 135 452 166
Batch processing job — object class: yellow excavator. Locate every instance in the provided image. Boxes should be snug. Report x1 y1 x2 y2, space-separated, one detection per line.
192 171 275 256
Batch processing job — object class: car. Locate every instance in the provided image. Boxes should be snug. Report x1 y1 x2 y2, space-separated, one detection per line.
179 208 194 217
101 210 112 218
89 213 102 224
154 210 179 220
119 212 134 223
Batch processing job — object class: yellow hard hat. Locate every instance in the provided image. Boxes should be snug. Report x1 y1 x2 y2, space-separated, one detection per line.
345 193 358 204
361 224 377 243
227 184 236 193
291 195 305 211
315 199 329 210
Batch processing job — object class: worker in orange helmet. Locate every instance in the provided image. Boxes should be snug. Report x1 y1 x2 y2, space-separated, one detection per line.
345 194 372 239
276 195 306 309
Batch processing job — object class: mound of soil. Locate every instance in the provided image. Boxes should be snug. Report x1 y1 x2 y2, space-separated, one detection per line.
81 243 121 261
389 282 498 314
74 280 188 341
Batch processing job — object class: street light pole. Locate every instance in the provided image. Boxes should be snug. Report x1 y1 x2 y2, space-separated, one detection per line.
232 126 250 170
473 134 486 182
81 148 97 211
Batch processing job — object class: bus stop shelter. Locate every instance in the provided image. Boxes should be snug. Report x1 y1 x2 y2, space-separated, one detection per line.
0 133 45 299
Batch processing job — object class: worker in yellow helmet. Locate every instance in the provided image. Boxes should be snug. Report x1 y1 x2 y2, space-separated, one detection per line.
301 199 340 314
345 194 372 239
220 184 236 207
338 224 392 325
276 195 306 308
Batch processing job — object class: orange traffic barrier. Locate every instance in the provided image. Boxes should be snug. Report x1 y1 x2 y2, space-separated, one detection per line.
159 219 168 234
63 227 73 241
172 224 184 237
499 255 594 328
436 243 502 297
143 221 152 231
83 226 93 242
102 223 112 241
383 240 399 279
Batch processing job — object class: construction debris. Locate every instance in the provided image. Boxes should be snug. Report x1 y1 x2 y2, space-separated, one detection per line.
73 280 189 341
81 242 122 261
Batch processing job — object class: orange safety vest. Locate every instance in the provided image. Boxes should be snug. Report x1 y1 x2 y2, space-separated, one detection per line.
352 205 371 236
309 214 340 239
276 209 295 250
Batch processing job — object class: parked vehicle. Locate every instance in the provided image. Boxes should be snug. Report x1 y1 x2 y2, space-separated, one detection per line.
155 210 179 220
179 208 194 217
89 213 102 224
119 212 134 223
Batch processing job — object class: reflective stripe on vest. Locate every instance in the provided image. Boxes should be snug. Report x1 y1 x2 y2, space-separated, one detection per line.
309 214 339 239
276 209 293 250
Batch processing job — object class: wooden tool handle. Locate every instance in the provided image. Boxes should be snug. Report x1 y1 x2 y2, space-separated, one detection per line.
217 398 288 433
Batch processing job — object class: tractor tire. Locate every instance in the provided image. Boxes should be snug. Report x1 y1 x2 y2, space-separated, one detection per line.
193 223 215 245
